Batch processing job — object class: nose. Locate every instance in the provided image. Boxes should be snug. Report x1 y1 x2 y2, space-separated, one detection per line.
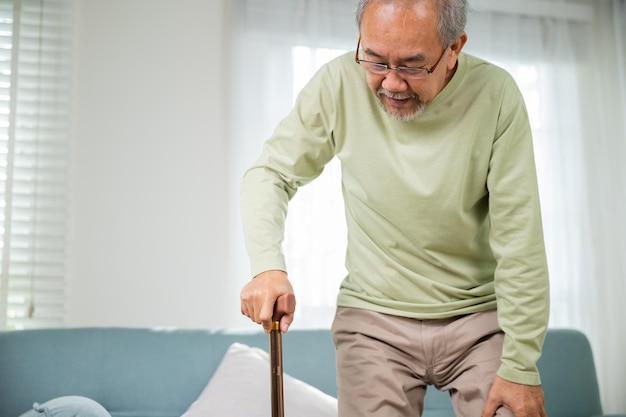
381 70 409 92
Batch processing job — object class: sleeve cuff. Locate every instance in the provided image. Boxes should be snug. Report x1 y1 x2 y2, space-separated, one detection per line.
497 365 542 386
250 256 287 279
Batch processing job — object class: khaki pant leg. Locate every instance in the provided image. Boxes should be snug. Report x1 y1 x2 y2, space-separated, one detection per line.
435 310 514 417
331 307 428 417
331 308 512 417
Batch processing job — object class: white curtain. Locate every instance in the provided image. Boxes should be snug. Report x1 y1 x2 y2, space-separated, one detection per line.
227 0 355 328
576 1 626 413
228 0 626 413
464 2 626 412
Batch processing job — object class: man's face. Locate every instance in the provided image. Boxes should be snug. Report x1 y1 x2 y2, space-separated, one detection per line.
359 0 461 121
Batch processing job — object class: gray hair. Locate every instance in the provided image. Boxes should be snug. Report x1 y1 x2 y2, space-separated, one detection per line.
355 0 468 47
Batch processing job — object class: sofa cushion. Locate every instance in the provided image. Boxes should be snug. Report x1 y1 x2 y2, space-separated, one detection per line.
182 342 337 417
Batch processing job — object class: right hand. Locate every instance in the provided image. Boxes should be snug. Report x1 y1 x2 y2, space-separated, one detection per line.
240 270 295 333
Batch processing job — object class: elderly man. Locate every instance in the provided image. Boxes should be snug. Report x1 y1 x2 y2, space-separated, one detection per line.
240 0 550 416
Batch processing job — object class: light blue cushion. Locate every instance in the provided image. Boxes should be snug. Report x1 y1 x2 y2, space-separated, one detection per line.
18 396 111 417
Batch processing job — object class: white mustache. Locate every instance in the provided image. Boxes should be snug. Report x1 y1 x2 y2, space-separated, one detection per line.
377 88 418 101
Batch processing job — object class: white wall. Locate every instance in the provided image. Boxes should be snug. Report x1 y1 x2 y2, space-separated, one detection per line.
68 0 250 329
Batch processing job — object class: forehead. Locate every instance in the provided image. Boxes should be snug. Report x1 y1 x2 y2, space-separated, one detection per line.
360 0 440 54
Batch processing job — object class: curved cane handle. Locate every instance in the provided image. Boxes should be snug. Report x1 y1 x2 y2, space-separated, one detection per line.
272 292 296 323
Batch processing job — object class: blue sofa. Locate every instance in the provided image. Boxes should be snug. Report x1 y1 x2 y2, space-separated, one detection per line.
0 327 620 417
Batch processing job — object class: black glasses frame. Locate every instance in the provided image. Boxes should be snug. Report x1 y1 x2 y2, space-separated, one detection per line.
355 34 448 79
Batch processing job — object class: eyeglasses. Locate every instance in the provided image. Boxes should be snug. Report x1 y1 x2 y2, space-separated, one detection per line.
354 35 447 80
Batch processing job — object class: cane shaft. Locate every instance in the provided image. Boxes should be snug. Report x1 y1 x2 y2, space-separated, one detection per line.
269 293 294 417
270 321 284 417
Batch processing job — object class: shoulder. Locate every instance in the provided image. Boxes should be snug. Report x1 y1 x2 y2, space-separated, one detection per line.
312 51 365 85
460 53 518 86
296 51 373 110
456 53 525 107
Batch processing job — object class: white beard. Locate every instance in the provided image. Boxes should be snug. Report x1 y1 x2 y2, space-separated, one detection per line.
376 88 425 121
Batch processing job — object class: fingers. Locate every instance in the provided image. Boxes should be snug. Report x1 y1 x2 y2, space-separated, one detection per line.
259 298 276 333
483 376 547 417
240 289 274 332
481 383 501 417
480 396 500 417
240 270 294 333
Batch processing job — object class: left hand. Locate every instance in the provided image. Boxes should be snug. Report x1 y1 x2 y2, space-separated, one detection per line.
481 375 547 417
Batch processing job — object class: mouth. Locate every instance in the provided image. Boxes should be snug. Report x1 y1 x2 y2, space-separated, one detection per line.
378 89 417 107
376 88 424 121
385 96 412 106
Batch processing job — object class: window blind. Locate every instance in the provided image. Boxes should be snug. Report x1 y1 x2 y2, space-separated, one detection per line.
0 0 72 330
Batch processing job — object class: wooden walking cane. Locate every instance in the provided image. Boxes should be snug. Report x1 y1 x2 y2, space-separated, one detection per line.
270 292 296 417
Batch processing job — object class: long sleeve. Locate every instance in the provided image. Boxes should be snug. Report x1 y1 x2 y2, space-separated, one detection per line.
240 65 338 277
487 79 550 385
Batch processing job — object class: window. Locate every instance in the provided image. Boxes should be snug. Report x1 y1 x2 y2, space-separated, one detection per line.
284 45 348 328
0 0 72 330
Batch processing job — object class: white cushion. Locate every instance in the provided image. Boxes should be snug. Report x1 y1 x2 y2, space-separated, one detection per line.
181 342 338 417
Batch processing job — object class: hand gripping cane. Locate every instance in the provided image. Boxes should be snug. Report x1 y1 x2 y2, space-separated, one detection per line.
270 292 296 417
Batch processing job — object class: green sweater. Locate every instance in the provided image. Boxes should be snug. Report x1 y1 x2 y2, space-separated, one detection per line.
241 52 549 385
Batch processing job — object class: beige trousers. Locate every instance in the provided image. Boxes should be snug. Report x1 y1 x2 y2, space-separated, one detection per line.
331 307 513 417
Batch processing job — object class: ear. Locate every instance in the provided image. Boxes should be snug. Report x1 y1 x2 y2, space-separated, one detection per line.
447 32 468 69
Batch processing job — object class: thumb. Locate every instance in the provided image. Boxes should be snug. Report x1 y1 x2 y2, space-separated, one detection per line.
280 313 294 333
